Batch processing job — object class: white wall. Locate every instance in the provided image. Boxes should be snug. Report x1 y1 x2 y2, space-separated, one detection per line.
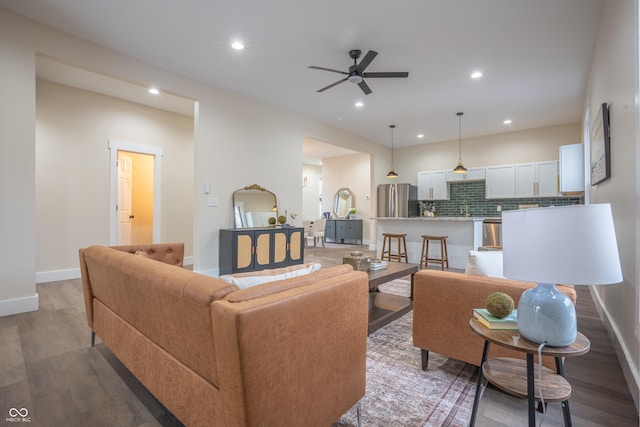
0 8 389 302
583 0 639 409
0 18 37 315
322 153 372 243
302 164 322 221
395 123 581 185
35 80 194 275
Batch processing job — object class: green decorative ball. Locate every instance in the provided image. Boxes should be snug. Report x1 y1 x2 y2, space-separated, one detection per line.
268 217 276 225
485 292 515 318
277 215 287 224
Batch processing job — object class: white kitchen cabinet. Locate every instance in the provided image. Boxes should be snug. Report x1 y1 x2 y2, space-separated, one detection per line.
417 170 449 200
559 144 585 193
446 167 486 182
516 161 559 198
485 165 516 198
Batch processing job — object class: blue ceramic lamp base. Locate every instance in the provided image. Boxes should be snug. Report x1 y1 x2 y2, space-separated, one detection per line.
517 283 577 347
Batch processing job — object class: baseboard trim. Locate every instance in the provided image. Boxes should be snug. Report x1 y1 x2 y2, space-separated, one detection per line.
589 287 640 414
36 268 80 283
0 294 39 317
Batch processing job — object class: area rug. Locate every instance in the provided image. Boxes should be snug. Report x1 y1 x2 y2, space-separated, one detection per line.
333 279 478 426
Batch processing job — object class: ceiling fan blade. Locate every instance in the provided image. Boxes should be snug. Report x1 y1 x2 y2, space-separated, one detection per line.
317 77 349 92
358 80 372 95
308 65 348 75
363 71 409 78
357 50 378 71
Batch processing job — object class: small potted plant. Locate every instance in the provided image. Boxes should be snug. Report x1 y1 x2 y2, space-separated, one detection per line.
348 208 357 219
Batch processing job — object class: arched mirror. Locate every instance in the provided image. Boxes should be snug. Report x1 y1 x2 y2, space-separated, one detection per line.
333 187 355 219
233 184 278 228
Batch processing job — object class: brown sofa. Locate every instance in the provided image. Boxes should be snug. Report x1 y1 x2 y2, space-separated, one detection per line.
412 269 576 370
79 243 369 427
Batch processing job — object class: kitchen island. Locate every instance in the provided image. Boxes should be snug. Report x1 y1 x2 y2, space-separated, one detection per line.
376 217 485 270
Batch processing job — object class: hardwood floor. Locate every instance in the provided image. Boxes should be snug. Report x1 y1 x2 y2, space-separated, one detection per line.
0 244 637 426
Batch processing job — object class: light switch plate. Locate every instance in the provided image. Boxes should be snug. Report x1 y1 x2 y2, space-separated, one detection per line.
207 197 219 207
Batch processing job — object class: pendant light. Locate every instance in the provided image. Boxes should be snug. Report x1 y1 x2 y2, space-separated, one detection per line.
453 112 468 173
387 124 399 178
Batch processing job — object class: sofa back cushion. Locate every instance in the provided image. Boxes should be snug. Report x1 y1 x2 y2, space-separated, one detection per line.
110 243 185 267
81 245 237 387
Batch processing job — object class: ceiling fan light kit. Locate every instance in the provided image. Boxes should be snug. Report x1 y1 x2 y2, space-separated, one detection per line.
309 49 409 95
453 112 468 173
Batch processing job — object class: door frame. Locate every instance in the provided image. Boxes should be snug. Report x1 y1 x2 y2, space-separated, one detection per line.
108 139 163 245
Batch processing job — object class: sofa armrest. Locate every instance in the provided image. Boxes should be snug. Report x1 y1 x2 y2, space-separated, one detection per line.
412 269 576 369
211 269 368 426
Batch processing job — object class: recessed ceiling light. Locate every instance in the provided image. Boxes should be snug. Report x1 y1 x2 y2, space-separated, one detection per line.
417 134 424 139
504 119 512 124
470 71 483 79
148 87 160 95
355 101 364 108
231 40 244 50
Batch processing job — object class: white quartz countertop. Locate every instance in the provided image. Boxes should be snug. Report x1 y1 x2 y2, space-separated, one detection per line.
376 216 487 222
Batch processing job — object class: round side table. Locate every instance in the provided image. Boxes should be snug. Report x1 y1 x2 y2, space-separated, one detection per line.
468 318 590 426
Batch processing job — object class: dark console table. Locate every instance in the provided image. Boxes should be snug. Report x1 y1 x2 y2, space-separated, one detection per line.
325 219 363 245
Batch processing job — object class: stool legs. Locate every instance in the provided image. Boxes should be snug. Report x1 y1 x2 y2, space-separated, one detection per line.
420 236 449 270
381 234 408 263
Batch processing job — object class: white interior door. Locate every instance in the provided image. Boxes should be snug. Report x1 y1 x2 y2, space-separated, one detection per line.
117 152 133 244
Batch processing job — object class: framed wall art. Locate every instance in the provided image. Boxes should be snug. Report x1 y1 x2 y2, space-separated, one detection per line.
590 102 611 185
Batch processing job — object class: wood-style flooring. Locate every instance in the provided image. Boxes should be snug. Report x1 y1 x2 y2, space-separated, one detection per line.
0 243 637 426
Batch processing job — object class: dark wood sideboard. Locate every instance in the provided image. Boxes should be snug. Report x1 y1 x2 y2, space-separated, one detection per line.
219 227 304 275
324 219 363 245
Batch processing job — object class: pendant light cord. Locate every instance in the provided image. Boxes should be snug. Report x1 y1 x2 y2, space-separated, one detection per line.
457 112 463 162
390 125 395 167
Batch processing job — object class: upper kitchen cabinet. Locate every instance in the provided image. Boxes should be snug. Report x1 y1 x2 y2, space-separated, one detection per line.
446 167 486 182
485 165 516 198
559 144 585 193
516 161 559 197
417 170 449 200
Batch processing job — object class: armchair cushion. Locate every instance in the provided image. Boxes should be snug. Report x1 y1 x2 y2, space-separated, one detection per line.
465 250 504 278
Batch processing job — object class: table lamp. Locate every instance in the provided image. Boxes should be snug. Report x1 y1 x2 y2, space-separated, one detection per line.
502 204 622 347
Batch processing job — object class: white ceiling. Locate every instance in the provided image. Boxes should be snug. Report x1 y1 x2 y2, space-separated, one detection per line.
2 0 603 153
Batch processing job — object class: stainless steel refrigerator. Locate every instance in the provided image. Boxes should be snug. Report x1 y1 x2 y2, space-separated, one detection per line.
377 183 419 218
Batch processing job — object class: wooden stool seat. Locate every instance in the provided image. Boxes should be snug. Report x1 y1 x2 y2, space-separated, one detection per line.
420 235 449 270
381 233 409 263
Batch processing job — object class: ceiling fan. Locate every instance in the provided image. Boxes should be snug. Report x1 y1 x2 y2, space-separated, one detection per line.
308 49 409 95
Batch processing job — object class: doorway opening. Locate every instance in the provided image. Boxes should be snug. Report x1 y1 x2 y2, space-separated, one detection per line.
109 139 163 245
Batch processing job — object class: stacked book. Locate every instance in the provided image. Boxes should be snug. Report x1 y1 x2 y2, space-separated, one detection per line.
369 260 388 270
472 308 518 330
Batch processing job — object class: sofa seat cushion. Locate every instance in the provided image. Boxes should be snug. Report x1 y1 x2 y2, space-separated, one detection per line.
224 264 355 302
465 250 504 278
219 262 322 289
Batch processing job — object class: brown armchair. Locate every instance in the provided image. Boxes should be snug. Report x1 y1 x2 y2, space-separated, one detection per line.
412 269 576 370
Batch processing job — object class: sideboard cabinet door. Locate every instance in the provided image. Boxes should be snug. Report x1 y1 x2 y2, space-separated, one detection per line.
219 227 305 275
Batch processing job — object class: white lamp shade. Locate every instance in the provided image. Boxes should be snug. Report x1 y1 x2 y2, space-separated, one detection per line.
503 204 622 285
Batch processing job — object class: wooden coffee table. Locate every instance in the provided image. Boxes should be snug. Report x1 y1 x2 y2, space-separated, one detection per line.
367 262 419 334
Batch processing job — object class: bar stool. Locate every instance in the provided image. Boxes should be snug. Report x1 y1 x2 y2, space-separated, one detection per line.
420 235 449 270
381 233 409 263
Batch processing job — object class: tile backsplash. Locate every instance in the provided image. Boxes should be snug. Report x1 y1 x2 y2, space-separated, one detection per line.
420 181 583 217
